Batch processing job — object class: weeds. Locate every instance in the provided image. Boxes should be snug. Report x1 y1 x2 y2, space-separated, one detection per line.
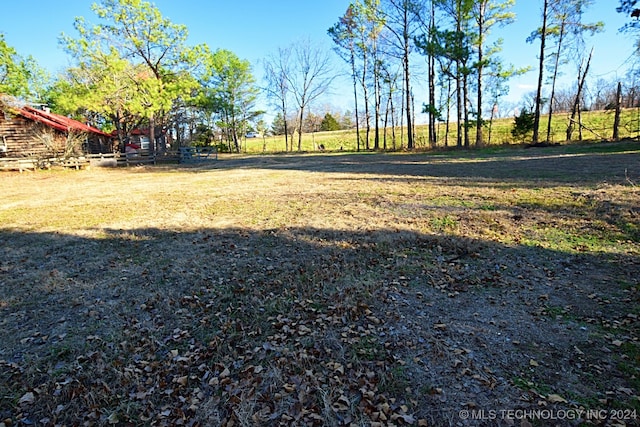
0 142 638 425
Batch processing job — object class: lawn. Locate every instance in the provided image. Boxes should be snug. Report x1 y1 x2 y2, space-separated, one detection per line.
0 141 639 426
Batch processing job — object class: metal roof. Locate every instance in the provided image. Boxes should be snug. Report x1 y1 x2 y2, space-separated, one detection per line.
17 106 112 138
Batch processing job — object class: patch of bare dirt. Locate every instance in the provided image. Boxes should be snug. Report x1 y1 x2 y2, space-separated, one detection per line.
0 142 638 426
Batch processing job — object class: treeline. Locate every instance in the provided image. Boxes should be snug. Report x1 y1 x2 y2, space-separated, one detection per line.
326 0 638 150
271 111 355 135
1 1 267 154
2 0 640 154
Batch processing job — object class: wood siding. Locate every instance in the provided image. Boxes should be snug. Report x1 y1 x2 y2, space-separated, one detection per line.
0 110 114 157
0 111 54 158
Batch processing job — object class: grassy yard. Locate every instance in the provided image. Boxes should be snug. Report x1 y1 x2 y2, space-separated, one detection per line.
0 140 639 426
241 108 640 154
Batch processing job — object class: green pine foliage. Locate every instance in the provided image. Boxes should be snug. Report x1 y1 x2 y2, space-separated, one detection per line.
320 113 341 131
511 108 536 142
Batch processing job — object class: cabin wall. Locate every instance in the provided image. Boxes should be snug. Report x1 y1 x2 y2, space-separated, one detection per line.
0 109 113 157
0 110 61 158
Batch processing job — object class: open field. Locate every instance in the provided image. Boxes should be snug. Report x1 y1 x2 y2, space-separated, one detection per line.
1 141 639 426
243 109 640 153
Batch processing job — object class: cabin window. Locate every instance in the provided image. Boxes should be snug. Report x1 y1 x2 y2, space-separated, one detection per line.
3 111 12 121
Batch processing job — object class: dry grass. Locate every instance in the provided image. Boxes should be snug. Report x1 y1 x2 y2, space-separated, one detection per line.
244 109 640 153
0 140 639 426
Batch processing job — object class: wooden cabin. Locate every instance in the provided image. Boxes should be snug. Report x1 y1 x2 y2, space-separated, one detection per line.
0 100 113 159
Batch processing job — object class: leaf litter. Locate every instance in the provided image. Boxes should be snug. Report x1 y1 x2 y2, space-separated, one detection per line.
0 143 639 426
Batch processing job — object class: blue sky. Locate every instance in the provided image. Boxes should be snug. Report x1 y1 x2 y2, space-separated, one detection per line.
0 0 637 117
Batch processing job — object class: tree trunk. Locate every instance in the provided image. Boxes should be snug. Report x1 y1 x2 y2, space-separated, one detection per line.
400 75 405 149
114 112 126 153
374 62 381 150
282 98 289 152
455 9 463 149
373 33 381 151
475 3 484 147
546 20 566 142
403 5 414 150
613 81 622 141
149 113 156 155
445 74 452 147
361 56 371 150
390 87 397 150
533 0 549 144
297 108 304 151
351 50 361 152
578 106 583 141
428 2 437 148
566 49 593 141
488 103 497 144
404 54 413 149
456 65 463 148
463 72 470 148
175 122 181 147
383 92 390 151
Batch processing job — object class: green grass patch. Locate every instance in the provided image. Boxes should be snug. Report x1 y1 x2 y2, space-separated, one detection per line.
429 214 458 231
0 143 638 425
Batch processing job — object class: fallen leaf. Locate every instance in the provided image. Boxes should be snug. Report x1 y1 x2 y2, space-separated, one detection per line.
391 413 416 423
547 394 567 403
618 387 634 395
19 392 35 404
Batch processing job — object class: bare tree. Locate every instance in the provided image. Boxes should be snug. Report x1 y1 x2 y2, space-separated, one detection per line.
566 48 593 141
613 81 622 141
472 0 516 147
548 1 602 142
285 39 336 151
329 4 363 151
263 47 293 151
531 0 549 144
329 1 382 151
589 78 619 111
529 0 602 143
380 0 423 150
432 0 474 148
551 86 577 112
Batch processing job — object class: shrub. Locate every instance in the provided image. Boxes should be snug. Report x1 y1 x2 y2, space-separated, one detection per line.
511 108 535 142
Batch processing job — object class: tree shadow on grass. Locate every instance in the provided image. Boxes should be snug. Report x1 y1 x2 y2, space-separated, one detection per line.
147 144 640 202
0 225 638 424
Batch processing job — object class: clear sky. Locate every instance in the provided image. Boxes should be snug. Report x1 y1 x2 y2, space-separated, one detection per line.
0 0 637 118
